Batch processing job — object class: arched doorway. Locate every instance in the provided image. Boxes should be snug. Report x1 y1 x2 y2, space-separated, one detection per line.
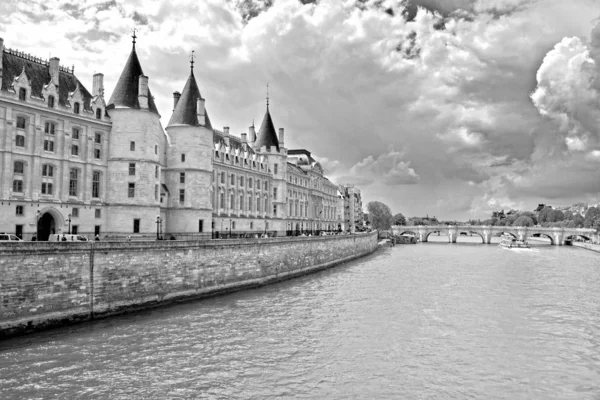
38 212 56 241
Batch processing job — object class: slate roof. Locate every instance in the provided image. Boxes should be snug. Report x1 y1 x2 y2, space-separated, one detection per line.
106 46 159 115
1 51 93 109
255 106 280 151
168 70 213 129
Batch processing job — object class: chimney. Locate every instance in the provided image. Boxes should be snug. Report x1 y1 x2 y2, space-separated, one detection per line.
279 128 284 147
92 73 104 97
197 97 206 125
138 75 148 110
173 92 181 110
49 57 60 86
249 125 256 143
241 133 247 143
223 126 230 136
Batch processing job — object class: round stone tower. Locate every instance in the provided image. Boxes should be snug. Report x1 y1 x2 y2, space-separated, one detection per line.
105 38 164 235
164 64 214 234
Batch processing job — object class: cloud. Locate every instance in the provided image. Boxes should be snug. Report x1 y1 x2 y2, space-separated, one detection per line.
341 147 420 186
2 0 600 220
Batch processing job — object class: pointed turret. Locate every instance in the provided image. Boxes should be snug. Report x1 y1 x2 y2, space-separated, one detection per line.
255 101 280 151
167 68 213 129
107 39 159 115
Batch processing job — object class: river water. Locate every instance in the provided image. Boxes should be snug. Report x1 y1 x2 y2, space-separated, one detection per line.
1 237 600 399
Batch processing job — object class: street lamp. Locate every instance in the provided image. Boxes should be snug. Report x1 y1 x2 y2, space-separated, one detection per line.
155 215 161 240
35 210 40 240
67 214 72 234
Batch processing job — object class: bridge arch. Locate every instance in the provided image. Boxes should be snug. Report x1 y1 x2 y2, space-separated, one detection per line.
529 232 555 245
497 231 517 239
564 234 591 242
423 230 444 242
456 230 485 244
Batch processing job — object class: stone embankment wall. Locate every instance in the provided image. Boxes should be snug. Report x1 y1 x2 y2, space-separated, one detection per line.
0 232 378 338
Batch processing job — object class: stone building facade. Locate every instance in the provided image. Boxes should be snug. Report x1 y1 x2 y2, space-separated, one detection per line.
0 37 349 240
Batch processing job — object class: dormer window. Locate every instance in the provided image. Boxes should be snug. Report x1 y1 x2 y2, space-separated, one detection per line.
73 103 80 114
96 108 101 119
19 88 26 101
48 95 55 108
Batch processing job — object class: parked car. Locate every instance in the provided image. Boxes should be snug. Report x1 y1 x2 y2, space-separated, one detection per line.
0 233 23 242
49 234 89 242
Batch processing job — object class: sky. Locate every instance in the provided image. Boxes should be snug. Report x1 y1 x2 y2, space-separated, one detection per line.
2 0 600 220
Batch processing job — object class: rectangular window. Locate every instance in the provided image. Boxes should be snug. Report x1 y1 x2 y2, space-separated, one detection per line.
44 122 55 135
240 195 244 211
48 95 55 108
181 153 185 162
13 180 23 193
72 127 80 139
155 166 159 178
69 169 78 196
130 141 135 151
273 187 277 200
232 221 236 230
257 179 261 190
179 189 185 203
14 162 24 174
44 140 54 152
155 145 158 154
250 222 254 229
128 183 135 198
230 174 235 185
96 108 102 119
72 208 79 217
95 133 101 143
92 171 101 198
240 176 244 187
273 204 277 216
220 172 225 184
94 148 101 159
133 219 140 233
16 135 25 147
95 209 101 218
155 184 158 200
41 182 53 195
74 103 80 114
230 193 234 209
16 116 26 129
71 145 79 156
264 181 268 190
198 220 204 233
249 178 253 189
219 192 225 208
180 172 185 184
19 88 26 101
16 205 23 215
129 163 136 176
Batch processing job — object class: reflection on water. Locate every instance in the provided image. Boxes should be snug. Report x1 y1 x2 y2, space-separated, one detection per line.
1 241 600 399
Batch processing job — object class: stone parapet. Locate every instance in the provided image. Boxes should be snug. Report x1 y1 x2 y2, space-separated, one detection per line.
0 232 378 338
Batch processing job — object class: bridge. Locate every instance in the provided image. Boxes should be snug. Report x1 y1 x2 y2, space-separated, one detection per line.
391 225 598 246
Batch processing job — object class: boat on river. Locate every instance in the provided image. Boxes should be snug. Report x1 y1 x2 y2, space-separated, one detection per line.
499 234 530 249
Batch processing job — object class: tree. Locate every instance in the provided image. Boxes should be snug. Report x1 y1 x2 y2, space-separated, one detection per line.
546 209 565 223
584 207 600 228
367 201 393 231
572 213 585 228
392 213 406 226
519 211 538 225
538 206 552 224
513 216 534 227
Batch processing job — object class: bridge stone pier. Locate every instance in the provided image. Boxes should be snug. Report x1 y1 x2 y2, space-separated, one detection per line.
394 225 596 246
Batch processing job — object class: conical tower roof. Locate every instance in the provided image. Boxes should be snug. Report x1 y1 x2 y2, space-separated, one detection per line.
168 70 213 129
107 45 159 115
255 105 279 151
